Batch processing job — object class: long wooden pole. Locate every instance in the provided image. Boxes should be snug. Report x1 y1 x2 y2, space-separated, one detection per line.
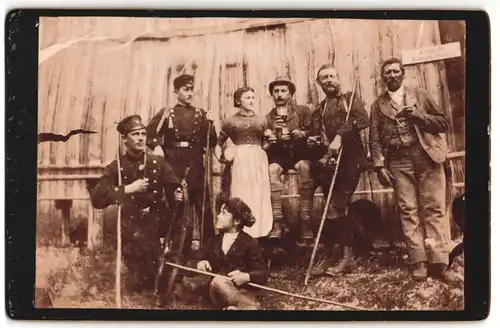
304 75 359 286
201 120 212 245
115 133 123 308
163 261 368 311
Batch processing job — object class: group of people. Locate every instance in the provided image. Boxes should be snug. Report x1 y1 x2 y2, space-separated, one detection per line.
90 57 456 311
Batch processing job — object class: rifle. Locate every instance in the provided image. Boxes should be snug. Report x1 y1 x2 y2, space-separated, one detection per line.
163 167 193 300
153 201 179 296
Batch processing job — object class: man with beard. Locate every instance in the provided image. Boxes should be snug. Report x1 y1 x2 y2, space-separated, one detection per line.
146 74 217 250
369 58 456 281
91 115 184 293
307 64 369 276
264 76 315 253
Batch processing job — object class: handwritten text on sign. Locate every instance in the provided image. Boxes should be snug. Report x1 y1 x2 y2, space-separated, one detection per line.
402 42 462 65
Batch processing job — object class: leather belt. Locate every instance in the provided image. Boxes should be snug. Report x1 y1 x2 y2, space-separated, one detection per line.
167 141 194 148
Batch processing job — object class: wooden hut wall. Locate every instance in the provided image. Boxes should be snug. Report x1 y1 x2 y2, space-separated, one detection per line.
37 18 465 245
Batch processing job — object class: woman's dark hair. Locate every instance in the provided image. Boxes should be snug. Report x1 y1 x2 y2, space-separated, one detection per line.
215 192 255 228
233 87 255 108
380 58 406 77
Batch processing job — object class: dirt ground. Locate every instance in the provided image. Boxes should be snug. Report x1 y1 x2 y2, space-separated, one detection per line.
36 239 464 311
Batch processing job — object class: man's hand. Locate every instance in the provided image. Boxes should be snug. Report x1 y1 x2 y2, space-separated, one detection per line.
401 106 425 122
206 110 216 122
375 167 395 187
124 178 149 194
174 187 184 201
291 129 306 140
268 133 277 144
327 135 342 157
197 260 212 272
307 136 319 147
153 146 164 157
228 270 251 286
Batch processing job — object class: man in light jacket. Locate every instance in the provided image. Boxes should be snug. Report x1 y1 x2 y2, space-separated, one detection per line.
369 58 456 282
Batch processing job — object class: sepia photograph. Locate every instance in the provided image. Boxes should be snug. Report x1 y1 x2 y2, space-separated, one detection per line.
33 15 467 312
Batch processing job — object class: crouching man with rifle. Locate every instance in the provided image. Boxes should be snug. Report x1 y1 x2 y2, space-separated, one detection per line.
91 115 184 295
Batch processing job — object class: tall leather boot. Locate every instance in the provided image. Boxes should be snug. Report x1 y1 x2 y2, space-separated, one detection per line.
298 188 314 243
326 245 356 275
269 190 284 238
268 190 287 259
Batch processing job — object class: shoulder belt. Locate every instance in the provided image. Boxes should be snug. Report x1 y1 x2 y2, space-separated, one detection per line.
155 108 173 134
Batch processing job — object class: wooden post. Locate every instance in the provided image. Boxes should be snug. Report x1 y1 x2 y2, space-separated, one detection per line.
87 203 103 249
85 177 103 248
54 199 72 246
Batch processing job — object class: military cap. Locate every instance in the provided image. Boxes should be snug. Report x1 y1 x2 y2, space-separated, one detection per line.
116 115 146 135
268 75 296 96
173 74 195 89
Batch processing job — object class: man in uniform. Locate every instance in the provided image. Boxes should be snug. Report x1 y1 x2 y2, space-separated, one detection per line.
265 76 315 250
307 64 369 276
369 58 456 281
91 115 183 293
147 74 218 249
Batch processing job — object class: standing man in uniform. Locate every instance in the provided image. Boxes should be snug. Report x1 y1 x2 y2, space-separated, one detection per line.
91 115 183 293
307 64 369 276
265 76 315 252
147 74 218 249
369 58 456 281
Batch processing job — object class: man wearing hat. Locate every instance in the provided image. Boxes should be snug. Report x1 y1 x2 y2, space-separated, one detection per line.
147 74 218 249
264 76 315 253
306 64 369 276
91 114 184 293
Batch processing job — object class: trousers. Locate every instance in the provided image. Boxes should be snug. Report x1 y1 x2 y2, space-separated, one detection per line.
387 143 451 264
189 275 260 310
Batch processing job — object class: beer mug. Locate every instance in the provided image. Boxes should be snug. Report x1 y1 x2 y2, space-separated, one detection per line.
281 126 291 141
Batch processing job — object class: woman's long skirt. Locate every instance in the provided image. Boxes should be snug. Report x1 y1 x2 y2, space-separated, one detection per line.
230 144 273 238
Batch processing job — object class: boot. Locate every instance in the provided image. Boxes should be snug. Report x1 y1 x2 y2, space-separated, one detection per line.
325 246 356 275
310 257 331 277
269 190 284 238
309 245 339 277
412 262 428 281
298 189 314 243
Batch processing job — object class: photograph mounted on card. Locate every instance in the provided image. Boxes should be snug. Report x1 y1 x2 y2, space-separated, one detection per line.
5 9 490 321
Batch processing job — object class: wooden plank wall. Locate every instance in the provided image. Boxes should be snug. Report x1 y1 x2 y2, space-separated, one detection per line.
37 18 465 245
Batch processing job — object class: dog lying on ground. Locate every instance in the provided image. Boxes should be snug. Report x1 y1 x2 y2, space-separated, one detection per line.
348 199 399 256
448 193 465 270
269 198 399 267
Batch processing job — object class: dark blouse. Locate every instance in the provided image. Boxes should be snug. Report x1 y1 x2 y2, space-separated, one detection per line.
217 111 269 146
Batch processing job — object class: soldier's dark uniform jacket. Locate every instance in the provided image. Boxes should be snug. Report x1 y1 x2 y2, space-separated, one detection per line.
91 116 181 292
308 92 369 211
265 103 312 170
147 104 217 194
146 102 217 247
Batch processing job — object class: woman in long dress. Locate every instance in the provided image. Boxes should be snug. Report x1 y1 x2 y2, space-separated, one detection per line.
214 87 273 239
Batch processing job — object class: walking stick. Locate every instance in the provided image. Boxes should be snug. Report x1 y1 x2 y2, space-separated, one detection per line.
201 120 212 246
304 75 359 286
163 261 369 311
115 132 123 308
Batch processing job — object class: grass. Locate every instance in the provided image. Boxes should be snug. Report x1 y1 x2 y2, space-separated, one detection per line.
36 241 464 311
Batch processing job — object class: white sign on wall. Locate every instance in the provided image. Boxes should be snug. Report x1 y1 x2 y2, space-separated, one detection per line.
402 42 462 65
